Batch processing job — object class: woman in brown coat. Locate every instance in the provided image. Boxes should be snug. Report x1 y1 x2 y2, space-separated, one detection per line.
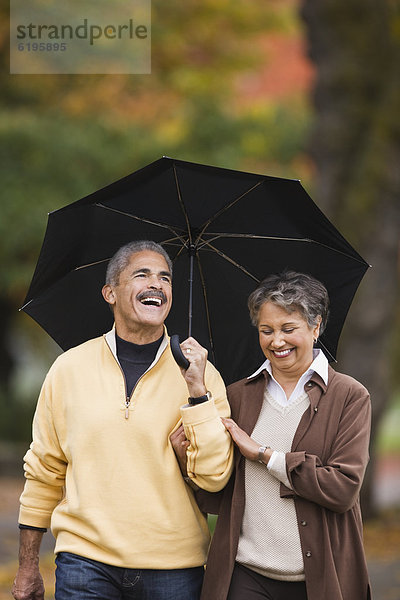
199 271 371 600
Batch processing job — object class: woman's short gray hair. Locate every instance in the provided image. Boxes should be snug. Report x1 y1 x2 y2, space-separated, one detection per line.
248 271 329 334
105 240 173 286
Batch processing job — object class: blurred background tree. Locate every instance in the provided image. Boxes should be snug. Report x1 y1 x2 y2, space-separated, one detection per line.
301 0 400 516
0 0 399 517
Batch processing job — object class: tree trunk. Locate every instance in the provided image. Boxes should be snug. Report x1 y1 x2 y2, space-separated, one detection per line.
300 0 400 517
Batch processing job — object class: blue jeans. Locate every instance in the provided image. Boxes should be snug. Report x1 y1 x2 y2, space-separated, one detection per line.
55 552 204 600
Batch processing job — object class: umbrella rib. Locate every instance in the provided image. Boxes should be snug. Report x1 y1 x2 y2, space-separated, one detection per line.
159 236 190 254
20 298 33 311
197 254 217 365
95 203 188 246
317 339 337 363
202 241 260 282
196 233 308 249
75 258 109 271
173 165 193 246
73 243 191 272
197 180 264 239
197 233 370 265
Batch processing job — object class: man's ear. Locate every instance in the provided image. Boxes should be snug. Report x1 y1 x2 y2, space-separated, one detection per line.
102 284 115 306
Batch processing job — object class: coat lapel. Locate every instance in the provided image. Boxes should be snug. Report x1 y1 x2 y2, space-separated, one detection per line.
238 373 266 435
291 370 327 450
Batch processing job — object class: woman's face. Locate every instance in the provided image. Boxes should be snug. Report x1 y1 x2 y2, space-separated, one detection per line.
257 301 321 380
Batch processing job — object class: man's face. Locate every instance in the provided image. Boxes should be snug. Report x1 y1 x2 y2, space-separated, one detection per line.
102 250 172 341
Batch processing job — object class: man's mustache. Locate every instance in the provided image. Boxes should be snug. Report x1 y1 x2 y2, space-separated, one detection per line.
137 290 167 303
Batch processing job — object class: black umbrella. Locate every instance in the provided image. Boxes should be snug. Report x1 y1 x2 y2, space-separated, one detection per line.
21 157 369 384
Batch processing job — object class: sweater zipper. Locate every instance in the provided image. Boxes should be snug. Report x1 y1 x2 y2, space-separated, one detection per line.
104 332 163 420
106 342 136 420
124 395 131 420
116 360 132 419
123 371 150 419
114 357 149 420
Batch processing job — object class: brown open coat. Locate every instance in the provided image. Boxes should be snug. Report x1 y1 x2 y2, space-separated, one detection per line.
198 366 372 600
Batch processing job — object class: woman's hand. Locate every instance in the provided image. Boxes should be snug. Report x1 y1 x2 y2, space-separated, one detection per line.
221 417 272 464
170 424 189 476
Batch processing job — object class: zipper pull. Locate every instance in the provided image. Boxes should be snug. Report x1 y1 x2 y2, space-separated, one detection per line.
125 398 130 419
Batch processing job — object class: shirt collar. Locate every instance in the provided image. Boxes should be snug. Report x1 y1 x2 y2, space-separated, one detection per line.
248 348 329 385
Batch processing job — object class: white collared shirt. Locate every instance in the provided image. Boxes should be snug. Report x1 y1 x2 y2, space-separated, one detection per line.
249 348 328 401
266 349 328 407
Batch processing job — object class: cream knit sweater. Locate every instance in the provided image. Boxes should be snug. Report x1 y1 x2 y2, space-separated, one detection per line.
19 330 233 569
236 388 309 581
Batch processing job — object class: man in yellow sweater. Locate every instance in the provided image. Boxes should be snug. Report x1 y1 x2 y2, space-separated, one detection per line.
12 240 233 600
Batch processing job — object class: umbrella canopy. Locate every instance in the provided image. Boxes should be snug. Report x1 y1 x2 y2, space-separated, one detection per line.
21 157 369 384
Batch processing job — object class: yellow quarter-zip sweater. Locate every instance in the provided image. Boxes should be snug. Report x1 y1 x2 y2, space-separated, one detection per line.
19 330 233 569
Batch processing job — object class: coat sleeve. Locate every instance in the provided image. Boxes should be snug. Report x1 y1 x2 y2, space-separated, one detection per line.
180 362 234 492
283 384 371 513
19 366 67 528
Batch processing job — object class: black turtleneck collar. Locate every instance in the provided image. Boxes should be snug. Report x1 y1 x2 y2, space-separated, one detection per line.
116 333 164 397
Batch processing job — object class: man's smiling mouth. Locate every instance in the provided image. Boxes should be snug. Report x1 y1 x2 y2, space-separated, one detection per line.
141 297 163 306
137 291 166 307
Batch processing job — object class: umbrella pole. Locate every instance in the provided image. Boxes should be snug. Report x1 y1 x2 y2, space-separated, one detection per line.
169 245 195 372
188 245 195 338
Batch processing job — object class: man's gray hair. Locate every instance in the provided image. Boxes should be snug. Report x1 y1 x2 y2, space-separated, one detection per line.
105 240 173 286
248 271 329 334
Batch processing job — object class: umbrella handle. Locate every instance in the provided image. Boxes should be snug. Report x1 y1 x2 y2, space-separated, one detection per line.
170 334 190 370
